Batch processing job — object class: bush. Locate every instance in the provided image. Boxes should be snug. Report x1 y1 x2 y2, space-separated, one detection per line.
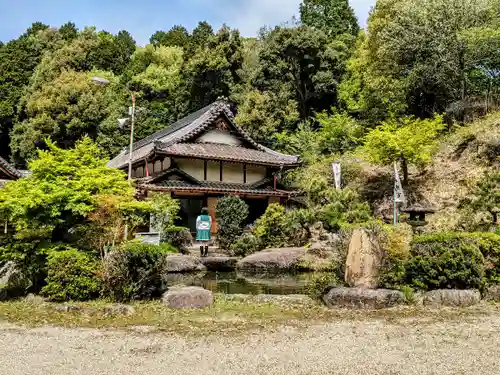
102 242 178 302
306 272 340 300
41 248 101 302
398 233 486 291
379 224 413 288
161 226 192 254
150 193 180 231
253 204 288 248
427 232 500 283
317 189 373 231
231 233 264 257
283 209 317 247
215 197 249 250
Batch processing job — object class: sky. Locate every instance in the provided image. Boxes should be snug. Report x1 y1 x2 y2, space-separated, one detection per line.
0 0 375 45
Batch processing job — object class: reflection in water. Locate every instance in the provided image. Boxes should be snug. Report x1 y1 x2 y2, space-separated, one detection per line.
163 271 328 295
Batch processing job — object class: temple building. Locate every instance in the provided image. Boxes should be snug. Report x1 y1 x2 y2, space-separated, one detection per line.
108 99 300 233
0 156 24 187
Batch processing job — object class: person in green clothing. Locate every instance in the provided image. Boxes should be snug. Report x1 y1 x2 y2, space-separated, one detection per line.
196 207 212 257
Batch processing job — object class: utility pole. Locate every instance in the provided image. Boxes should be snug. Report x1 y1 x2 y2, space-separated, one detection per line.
127 92 136 182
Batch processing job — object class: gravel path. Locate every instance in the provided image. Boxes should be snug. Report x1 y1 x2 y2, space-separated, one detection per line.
1 315 500 375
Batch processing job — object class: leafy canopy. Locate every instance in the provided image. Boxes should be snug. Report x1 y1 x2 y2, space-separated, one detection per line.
0 137 139 237
300 0 359 37
362 115 446 176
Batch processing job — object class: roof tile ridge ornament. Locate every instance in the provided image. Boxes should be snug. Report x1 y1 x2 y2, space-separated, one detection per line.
153 139 169 150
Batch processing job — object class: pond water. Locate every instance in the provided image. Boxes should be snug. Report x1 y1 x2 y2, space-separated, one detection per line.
164 271 327 295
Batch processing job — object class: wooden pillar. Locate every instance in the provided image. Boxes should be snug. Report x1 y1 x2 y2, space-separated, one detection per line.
207 197 218 233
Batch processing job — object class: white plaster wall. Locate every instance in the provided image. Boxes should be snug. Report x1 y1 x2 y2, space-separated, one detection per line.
154 160 162 173
223 163 244 183
206 161 220 181
196 129 242 145
246 165 267 184
175 158 204 180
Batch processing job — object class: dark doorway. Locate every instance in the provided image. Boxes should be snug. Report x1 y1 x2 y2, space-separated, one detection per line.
177 197 204 233
243 198 268 228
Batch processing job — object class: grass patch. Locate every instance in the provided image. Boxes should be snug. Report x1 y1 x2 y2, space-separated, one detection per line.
0 296 498 336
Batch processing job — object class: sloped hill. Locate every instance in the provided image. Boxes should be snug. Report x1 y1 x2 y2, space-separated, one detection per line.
348 113 499 231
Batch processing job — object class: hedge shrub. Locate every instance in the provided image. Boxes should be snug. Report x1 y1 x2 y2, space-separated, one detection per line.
215 196 249 250
41 248 101 301
416 232 500 283
253 204 289 248
231 233 263 256
102 242 177 301
161 226 192 254
405 234 485 290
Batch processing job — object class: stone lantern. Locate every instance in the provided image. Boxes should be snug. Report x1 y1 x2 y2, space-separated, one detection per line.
400 202 436 232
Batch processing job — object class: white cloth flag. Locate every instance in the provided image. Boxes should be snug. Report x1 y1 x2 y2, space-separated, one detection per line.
394 162 406 204
332 162 341 190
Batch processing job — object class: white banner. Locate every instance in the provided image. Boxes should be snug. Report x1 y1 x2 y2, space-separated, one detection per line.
332 162 341 190
394 162 406 204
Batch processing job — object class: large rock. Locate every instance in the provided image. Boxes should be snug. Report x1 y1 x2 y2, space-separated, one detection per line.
237 247 337 272
423 289 481 307
162 286 213 309
322 287 405 309
201 256 238 271
237 248 307 271
165 255 206 273
0 261 32 300
344 228 383 289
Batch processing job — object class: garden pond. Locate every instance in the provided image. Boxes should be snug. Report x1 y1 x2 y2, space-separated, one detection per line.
163 271 330 295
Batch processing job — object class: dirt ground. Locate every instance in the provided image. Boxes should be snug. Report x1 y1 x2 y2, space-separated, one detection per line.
1 312 500 375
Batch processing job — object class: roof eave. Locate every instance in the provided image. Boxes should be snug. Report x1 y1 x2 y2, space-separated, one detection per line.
137 183 299 198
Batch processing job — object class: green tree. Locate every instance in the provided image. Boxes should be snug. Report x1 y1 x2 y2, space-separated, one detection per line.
88 30 136 74
0 138 141 239
183 25 244 111
341 0 500 121
0 23 60 159
121 45 186 146
0 138 148 285
215 196 249 250
362 115 446 183
339 31 407 124
58 22 78 41
235 89 300 143
255 25 353 120
11 70 122 163
316 110 364 154
190 21 214 49
150 25 190 48
300 0 359 37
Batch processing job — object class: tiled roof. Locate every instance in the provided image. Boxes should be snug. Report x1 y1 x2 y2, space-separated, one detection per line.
158 143 298 166
108 99 299 169
138 180 297 197
0 156 23 179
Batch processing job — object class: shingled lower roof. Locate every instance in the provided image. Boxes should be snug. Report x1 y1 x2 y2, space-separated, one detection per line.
108 99 299 169
0 156 23 179
157 143 298 166
138 180 297 197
